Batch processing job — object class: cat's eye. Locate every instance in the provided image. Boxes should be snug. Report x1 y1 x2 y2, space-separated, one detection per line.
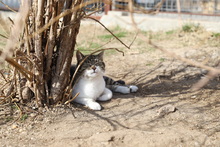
94 59 99 62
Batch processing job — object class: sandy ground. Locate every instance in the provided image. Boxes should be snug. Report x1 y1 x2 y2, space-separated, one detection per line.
1 22 220 147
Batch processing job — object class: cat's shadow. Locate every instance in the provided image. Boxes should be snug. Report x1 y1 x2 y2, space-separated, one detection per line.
134 67 220 98
112 93 138 99
97 93 137 105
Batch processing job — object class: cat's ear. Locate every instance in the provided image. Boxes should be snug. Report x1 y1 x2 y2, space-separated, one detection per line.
76 51 85 61
98 51 104 60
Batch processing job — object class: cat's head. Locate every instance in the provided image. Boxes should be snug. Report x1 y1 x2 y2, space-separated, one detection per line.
76 51 105 78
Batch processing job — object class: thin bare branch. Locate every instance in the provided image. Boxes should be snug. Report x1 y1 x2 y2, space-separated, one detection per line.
64 93 79 105
1 52 33 81
0 33 8 39
7 17 14 25
0 1 17 12
0 70 8 82
192 63 220 91
0 80 11 91
84 16 130 49
1 0 29 61
0 54 32 88
25 0 104 41
129 32 138 48
10 102 23 124
149 42 220 74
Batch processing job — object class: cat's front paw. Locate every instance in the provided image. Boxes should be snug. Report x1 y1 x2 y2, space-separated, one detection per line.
129 85 138 93
87 102 102 110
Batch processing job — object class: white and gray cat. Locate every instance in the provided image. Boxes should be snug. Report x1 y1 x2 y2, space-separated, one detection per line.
71 51 138 110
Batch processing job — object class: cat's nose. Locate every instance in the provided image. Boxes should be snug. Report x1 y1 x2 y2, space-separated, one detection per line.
91 65 96 71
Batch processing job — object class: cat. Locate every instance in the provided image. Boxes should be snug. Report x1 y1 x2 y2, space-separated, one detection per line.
70 51 138 110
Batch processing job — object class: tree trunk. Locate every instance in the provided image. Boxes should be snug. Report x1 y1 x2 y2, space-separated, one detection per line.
34 0 46 107
50 1 83 104
25 0 84 106
0 0 90 107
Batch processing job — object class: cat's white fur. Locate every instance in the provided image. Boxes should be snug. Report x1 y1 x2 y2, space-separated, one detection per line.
72 51 138 110
72 65 138 110
113 85 139 94
72 66 112 110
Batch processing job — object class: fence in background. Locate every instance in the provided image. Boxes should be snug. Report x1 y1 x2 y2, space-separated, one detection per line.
112 0 220 15
1 0 220 16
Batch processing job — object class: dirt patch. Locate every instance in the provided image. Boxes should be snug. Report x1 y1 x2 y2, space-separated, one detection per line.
1 22 220 147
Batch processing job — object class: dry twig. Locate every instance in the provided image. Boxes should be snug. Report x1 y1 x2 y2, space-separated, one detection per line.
84 16 131 49
1 1 29 61
0 1 17 12
10 102 23 124
192 63 220 91
0 70 8 82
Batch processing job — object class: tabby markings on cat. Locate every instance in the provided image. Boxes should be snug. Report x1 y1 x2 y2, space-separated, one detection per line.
71 51 138 110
